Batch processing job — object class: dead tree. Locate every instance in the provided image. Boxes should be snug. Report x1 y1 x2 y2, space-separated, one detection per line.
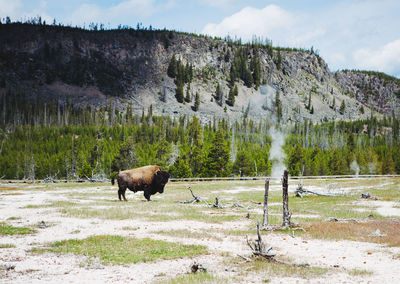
246 220 309 267
179 187 209 206
262 178 270 229
247 220 275 259
282 170 291 227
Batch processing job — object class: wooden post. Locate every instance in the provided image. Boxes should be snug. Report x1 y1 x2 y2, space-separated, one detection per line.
282 170 290 227
262 178 270 228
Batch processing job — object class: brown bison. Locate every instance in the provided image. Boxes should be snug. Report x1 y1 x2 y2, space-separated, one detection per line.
112 165 170 201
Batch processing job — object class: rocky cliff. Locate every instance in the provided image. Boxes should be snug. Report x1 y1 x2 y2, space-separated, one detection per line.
1 23 399 124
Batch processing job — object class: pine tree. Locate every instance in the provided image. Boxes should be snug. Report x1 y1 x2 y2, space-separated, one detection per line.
276 49 282 70
215 83 223 106
193 92 200 111
175 79 184 103
204 129 230 177
340 100 346 114
227 84 235 106
233 149 253 176
185 85 191 103
167 55 177 78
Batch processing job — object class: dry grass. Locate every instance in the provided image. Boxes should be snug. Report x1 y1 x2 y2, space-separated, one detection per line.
304 219 400 246
235 257 328 279
0 186 21 191
153 229 223 241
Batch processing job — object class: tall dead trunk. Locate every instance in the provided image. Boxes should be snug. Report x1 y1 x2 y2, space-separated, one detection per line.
282 170 290 227
262 178 270 228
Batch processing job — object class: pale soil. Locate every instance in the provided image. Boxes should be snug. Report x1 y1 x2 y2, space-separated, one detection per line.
1 181 400 284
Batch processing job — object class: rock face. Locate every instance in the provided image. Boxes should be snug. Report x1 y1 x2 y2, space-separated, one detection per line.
0 23 399 123
336 71 400 115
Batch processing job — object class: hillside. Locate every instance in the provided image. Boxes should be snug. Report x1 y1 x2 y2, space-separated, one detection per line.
1 23 399 125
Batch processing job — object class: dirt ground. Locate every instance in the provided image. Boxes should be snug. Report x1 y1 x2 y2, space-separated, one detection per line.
1 178 399 283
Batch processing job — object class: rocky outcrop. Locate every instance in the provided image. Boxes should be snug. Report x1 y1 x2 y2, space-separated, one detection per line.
0 23 398 123
336 71 400 115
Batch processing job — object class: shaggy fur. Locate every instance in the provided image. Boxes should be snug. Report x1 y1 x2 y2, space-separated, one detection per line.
113 165 170 201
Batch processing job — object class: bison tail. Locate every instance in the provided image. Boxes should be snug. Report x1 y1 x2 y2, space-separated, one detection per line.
111 177 115 185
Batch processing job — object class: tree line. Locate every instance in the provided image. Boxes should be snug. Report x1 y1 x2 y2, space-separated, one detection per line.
0 94 399 180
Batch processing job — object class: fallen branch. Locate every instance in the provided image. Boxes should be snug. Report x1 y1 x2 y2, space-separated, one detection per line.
361 193 378 200
295 185 339 197
178 187 209 206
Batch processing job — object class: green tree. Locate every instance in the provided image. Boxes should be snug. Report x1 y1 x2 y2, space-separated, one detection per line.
227 84 235 106
111 137 138 172
287 143 303 176
275 49 282 70
193 92 200 111
169 158 192 178
204 129 230 177
215 83 223 106
233 149 253 176
340 100 346 114
175 79 184 103
188 116 204 176
167 55 177 78
185 85 191 103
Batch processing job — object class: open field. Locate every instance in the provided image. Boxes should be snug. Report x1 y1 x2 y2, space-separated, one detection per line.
0 177 399 283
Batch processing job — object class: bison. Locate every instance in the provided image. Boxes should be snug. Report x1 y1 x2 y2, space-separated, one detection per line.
112 165 170 201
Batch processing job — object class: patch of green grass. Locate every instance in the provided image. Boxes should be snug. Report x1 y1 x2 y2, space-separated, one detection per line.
0 243 16 248
348 269 373 276
7 216 21 220
155 272 227 284
236 257 328 278
153 229 222 241
30 235 207 265
0 222 36 235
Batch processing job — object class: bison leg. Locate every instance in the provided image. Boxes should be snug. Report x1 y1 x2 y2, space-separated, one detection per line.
118 188 128 201
144 191 151 201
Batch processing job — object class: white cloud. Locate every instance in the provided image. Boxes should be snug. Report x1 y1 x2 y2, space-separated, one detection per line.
0 0 22 18
353 39 400 74
202 5 294 42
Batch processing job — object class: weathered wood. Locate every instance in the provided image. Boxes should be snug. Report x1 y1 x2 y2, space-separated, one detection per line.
262 178 270 228
282 170 290 227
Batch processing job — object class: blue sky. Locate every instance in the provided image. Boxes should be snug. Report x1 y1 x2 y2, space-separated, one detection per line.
1 0 399 78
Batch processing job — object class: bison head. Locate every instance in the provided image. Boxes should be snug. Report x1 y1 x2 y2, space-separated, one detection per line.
154 170 170 193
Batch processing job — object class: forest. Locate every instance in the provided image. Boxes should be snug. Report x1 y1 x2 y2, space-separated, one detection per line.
0 90 399 180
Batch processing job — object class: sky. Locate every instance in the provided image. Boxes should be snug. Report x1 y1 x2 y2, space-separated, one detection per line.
1 0 399 78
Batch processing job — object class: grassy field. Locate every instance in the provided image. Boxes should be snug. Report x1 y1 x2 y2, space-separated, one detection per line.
1 177 399 283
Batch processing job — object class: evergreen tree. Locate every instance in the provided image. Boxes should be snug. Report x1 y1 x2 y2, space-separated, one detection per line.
193 92 200 111
340 100 346 114
287 143 304 176
111 136 138 172
188 116 204 176
275 49 282 70
175 79 184 103
215 83 223 106
185 85 191 103
227 84 235 106
167 55 177 78
169 158 192 178
233 149 253 176
204 129 230 177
